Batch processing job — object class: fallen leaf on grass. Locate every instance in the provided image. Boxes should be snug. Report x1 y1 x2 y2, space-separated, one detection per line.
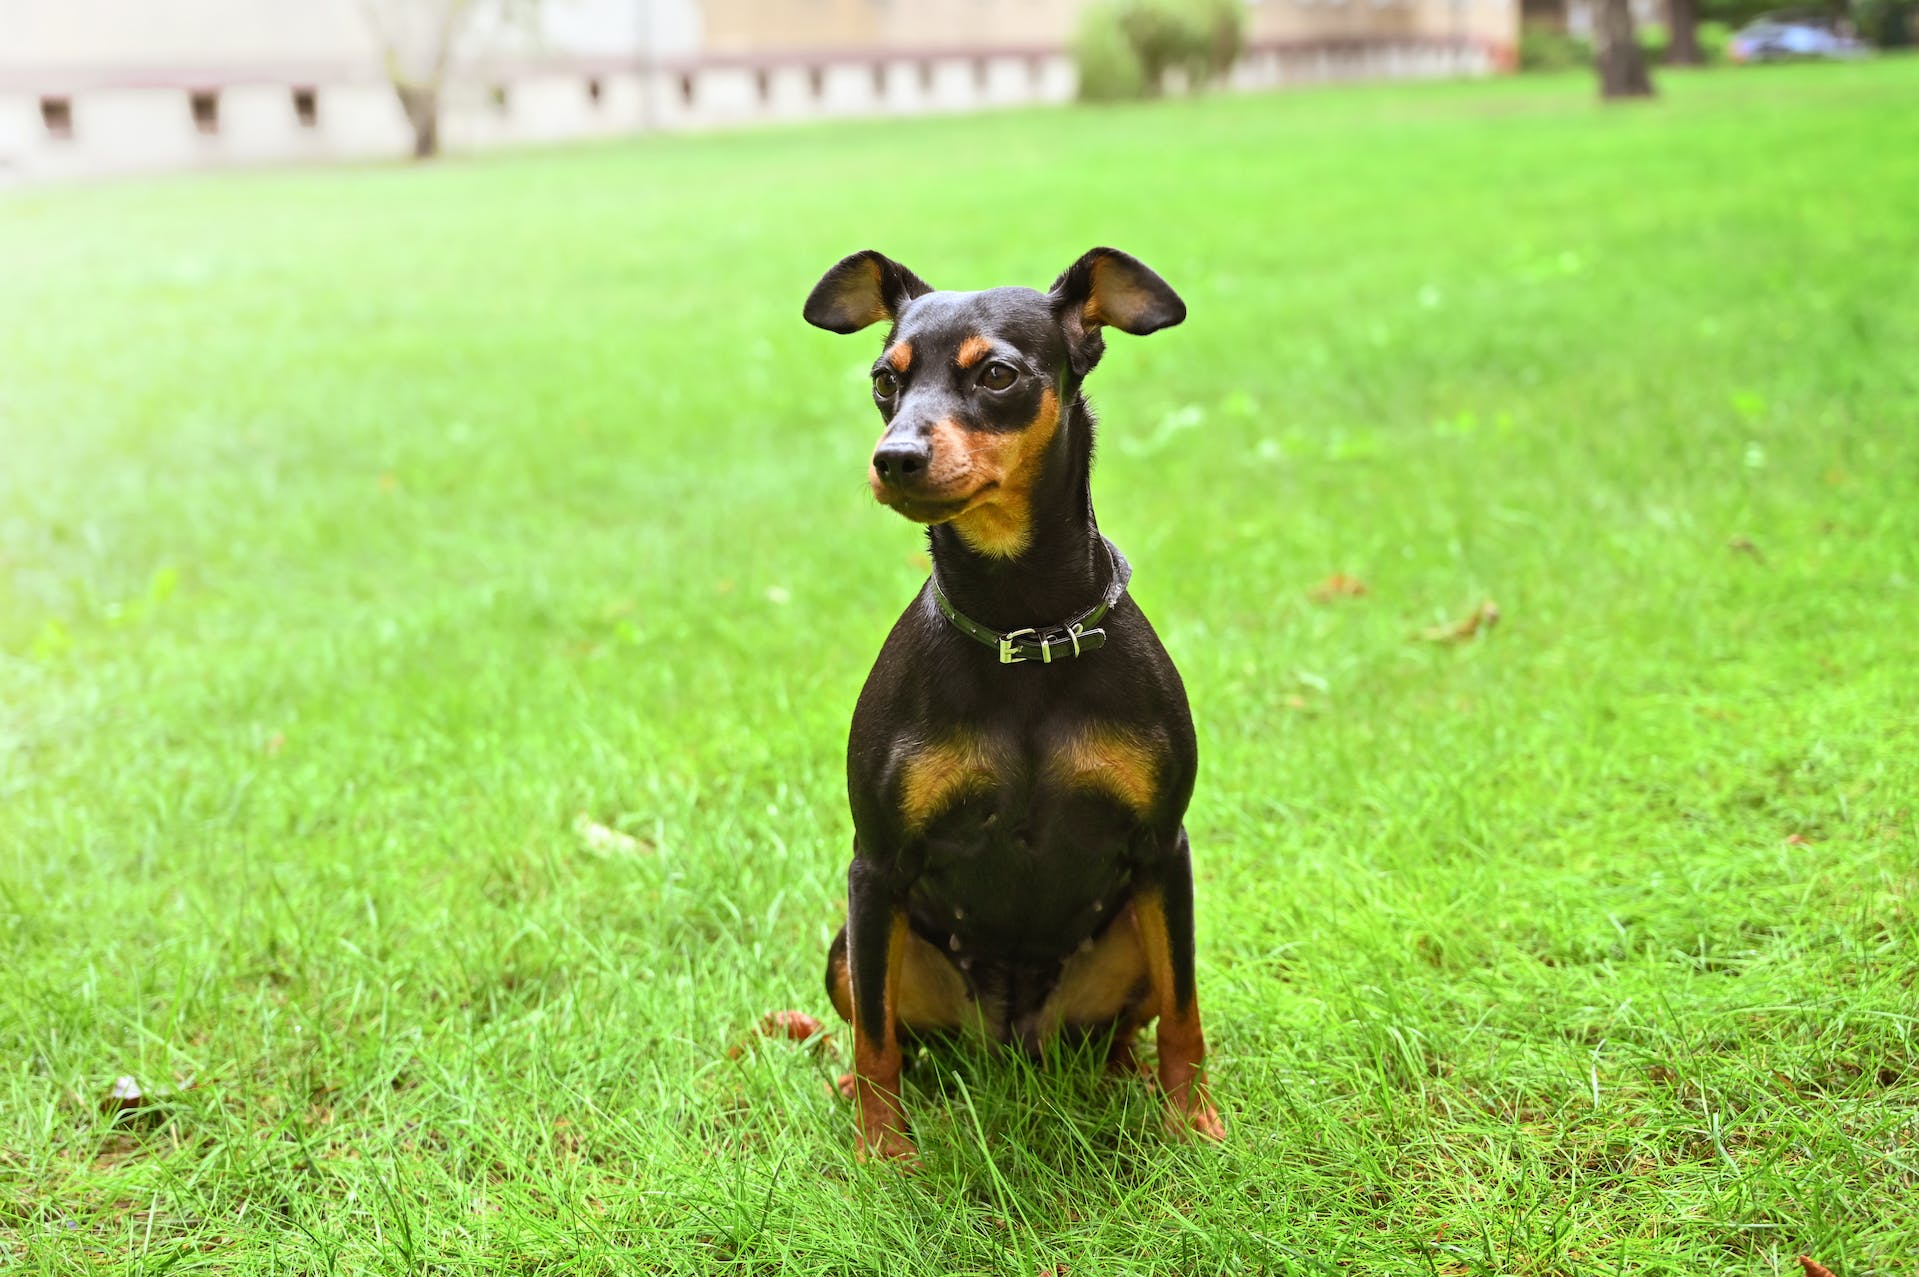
102 1076 144 1115
1307 573 1369 602
1417 600 1499 643
727 1009 835 1059
758 1010 824 1042
1785 833 1812 846
1728 535 1765 562
1798 1256 1837 1277
100 1075 201 1128
572 814 651 859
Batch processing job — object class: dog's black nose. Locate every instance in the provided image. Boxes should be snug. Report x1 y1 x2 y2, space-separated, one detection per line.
872 439 930 487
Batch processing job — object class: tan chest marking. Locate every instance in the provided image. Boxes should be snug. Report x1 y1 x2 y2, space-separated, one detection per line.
899 735 1002 833
1047 727 1160 817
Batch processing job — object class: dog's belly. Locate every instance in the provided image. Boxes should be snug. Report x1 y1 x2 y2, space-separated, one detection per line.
905 787 1141 973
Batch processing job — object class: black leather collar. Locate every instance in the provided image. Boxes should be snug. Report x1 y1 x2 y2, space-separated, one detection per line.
929 538 1133 665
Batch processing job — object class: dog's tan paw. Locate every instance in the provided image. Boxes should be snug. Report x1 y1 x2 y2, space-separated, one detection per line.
1163 1099 1227 1143
856 1128 921 1170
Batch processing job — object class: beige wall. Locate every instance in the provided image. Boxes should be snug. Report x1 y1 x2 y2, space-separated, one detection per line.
0 0 375 71
2 0 1515 80
700 0 1083 54
0 0 703 84
700 0 1514 58
1246 0 1516 48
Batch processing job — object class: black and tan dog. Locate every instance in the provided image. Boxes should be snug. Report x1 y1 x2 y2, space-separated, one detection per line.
803 247 1223 1164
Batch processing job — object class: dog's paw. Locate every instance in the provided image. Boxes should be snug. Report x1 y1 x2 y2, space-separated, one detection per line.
1162 1099 1227 1143
834 1072 858 1101
856 1128 921 1170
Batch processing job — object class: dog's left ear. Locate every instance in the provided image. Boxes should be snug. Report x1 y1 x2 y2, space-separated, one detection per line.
803 250 934 334
1049 248 1186 376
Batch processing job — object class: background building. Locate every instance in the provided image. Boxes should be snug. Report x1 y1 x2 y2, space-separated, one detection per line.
0 0 1515 185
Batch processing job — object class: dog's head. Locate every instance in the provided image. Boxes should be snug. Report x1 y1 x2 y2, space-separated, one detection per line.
803 249 1184 557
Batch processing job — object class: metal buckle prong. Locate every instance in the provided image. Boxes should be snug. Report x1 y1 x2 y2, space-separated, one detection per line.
998 627 1038 664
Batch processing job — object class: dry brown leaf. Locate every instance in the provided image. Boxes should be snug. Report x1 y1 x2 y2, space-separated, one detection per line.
1417 600 1499 643
1728 535 1765 561
1785 833 1812 846
727 1009 835 1059
758 1010 825 1042
1308 573 1369 602
1798 1256 1837 1277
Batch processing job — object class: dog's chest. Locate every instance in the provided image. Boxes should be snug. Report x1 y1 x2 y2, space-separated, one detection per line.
895 724 1159 963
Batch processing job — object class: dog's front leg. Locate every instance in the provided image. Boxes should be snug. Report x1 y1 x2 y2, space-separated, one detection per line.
845 857 918 1165
1134 828 1226 1141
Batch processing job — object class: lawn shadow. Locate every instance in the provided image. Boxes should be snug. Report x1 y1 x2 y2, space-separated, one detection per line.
894 1028 1182 1182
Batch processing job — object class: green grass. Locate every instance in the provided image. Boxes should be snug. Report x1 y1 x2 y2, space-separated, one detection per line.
4 60 1918 1276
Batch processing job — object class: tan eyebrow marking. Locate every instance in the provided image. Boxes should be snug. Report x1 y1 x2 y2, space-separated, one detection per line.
955 335 992 369
886 341 913 372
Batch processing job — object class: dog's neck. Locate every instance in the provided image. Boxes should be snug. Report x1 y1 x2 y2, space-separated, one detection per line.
925 393 1108 633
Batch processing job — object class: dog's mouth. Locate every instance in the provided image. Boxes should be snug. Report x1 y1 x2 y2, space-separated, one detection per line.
876 483 998 525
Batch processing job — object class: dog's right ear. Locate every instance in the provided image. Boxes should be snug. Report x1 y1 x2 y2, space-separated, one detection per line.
803 251 934 334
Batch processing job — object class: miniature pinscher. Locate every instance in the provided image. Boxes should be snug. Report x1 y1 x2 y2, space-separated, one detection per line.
802 247 1224 1164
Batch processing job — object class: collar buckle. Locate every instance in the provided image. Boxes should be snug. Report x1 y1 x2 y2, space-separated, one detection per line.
998 621 1105 664
931 537 1132 668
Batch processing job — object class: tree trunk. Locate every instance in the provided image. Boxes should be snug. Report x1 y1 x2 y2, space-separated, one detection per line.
397 83 440 159
1594 0 1656 97
1667 0 1703 62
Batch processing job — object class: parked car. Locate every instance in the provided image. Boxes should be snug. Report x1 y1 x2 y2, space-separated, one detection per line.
1729 11 1871 60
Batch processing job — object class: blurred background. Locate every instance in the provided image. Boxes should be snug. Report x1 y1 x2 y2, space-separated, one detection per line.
6 0 1907 184
0 0 1753 183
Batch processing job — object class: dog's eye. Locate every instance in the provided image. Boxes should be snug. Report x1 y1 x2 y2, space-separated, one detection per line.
873 370 898 399
980 362 1018 392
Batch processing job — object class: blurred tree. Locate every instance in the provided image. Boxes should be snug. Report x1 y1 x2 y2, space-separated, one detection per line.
1668 0 1704 61
360 0 539 159
1594 0 1655 96
1078 0 1244 99
1075 4 1149 99
1856 0 1913 44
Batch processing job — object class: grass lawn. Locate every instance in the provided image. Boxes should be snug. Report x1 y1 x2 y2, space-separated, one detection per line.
4 58 1919 1276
